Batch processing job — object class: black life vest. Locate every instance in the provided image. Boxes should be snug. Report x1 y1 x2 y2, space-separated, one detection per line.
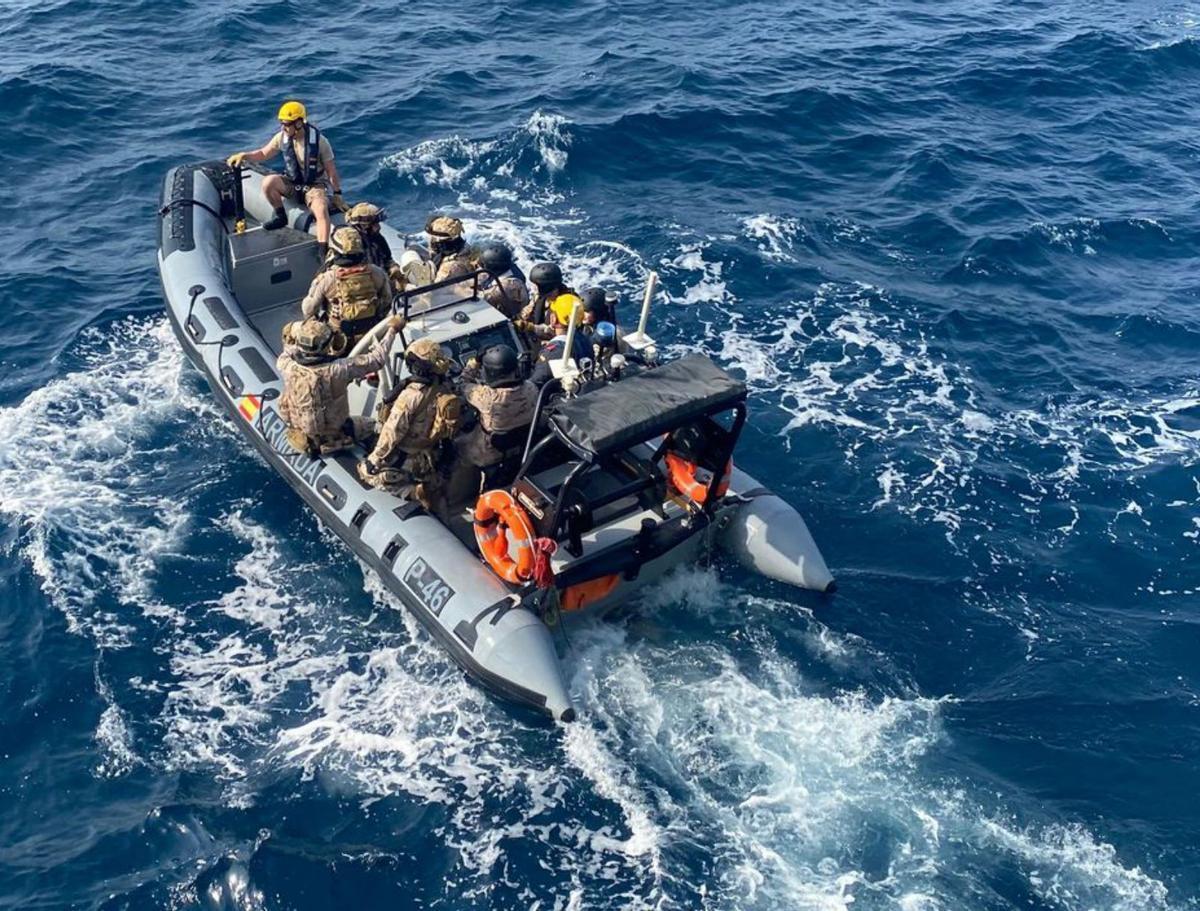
532 284 571 325
281 123 323 188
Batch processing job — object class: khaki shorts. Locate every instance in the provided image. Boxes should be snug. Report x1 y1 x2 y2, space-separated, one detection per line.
281 178 330 208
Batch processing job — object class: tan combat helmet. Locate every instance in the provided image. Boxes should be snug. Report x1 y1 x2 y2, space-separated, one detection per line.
425 215 464 240
287 318 335 354
347 202 385 227
404 336 453 375
330 225 365 257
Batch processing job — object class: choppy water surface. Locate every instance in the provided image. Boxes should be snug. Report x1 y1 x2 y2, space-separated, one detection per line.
1 1 1198 908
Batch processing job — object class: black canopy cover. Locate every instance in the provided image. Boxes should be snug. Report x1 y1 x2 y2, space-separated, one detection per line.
549 354 747 456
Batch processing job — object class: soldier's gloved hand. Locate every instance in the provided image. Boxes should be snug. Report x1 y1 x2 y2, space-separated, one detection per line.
388 263 406 291
514 318 533 333
226 152 247 168
388 315 408 332
332 192 349 213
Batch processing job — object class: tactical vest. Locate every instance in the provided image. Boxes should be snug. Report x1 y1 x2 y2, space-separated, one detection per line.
330 265 379 336
479 383 536 459
434 251 473 282
281 123 323 188
280 359 341 438
429 391 462 443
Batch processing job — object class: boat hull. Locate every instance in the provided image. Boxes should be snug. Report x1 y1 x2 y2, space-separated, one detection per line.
157 161 575 720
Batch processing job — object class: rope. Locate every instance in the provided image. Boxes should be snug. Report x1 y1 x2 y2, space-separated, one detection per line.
158 197 230 233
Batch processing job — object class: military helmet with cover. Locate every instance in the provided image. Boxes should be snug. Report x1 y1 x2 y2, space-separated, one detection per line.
330 226 365 258
426 215 465 255
347 202 386 226
425 215 463 240
288 318 336 354
404 336 453 376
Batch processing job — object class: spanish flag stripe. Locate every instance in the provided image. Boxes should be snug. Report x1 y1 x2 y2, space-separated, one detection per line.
237 394 262 421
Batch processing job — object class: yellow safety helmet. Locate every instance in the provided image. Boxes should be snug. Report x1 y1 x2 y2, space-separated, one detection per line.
550 293 583 326
278 100 307 123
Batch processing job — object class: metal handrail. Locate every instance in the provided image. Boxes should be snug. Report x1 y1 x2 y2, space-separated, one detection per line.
394 268 486 320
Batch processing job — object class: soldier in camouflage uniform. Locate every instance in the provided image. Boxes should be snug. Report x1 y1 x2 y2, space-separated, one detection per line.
474 242 529 320
358 337 463 518
513 260 570 346
301 227 390 349
277 315 404 456
346 202 406 292
448 344 538 501
426 215 474 282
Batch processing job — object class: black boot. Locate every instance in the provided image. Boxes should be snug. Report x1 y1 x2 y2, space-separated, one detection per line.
317 242 328 261
263 207 288 230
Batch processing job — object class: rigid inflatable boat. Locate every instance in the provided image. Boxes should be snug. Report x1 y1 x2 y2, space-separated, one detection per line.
156 160 834 721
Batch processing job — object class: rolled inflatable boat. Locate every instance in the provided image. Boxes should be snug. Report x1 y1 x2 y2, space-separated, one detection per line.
156 160 834 722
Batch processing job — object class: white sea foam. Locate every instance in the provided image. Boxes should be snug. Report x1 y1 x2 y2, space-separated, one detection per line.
0 317 204 647
706 278 1200 551
94 701 137 779
742 214 803 262
978 820 1173 911
661 243 730 306
381 109 572 204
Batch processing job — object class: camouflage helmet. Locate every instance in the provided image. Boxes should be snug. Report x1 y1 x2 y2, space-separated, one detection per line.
425 215 464 240
330 226 365 257
347 202 385 226
290 318 336 354
404 336 453 375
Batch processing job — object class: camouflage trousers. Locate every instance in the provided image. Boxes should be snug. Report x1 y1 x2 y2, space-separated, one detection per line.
357 451 449 519
286 416 373 458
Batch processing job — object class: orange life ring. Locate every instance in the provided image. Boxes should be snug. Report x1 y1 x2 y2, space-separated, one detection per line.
560 573 621 611
665 452 732 505
473 489 537 584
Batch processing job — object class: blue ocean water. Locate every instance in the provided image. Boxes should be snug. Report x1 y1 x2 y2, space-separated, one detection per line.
1 0 1198 907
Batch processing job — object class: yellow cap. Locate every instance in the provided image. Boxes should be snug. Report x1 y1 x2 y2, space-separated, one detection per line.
550 293 582 325
278 100 307 123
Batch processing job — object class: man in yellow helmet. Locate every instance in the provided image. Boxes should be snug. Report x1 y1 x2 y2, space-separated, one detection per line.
530 293 591 386
226 100 346 256
300 227 390 349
